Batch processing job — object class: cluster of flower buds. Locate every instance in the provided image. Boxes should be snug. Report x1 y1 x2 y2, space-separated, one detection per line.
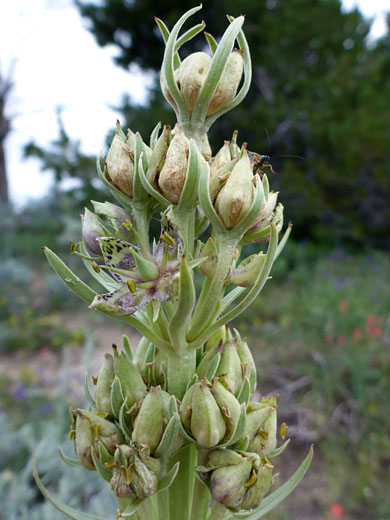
162 49 244 118
70 341 182 503
40 7 312 520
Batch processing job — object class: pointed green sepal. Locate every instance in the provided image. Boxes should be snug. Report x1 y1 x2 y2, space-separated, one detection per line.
58 447 82 468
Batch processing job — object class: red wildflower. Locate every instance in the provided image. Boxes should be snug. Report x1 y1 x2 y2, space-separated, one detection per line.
330 502 344 517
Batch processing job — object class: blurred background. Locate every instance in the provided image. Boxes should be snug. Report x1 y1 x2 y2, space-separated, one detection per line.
0 0 389 519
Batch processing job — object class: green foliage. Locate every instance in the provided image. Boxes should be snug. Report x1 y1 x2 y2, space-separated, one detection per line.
76 0 390 248
237 245 390 517
0 347 117 520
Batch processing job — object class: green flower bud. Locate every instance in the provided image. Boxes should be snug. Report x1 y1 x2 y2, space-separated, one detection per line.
91 200 135 242
71 409 124 470
72 410 95 471
132 386 168 454
205 325 226 352
236 336 257 393
240 463 274 510
110 444 161 499
190 379 226 448
209 141 233 200
114 351 147 409
95 354 115 418
147 125 171 190
230 252 266 287
210 457 252 510
204 449 273 511
245 396 278 456
216 339 243 396
158 128 189 204
198 237 218 278
211 377 242 441
175 50 244 117
176 52 212 115
106 129 135 197
81 208 107 255
244 199 284 244
215 151 255 229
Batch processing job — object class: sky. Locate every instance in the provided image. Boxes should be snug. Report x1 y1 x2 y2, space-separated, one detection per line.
0 0 388 207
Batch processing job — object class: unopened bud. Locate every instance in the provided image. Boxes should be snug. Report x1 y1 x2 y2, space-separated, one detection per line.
95 354 115 418
106 130 135 197
114 352 147 409
132 386 168 454
158 129 189 204
215 151 254 229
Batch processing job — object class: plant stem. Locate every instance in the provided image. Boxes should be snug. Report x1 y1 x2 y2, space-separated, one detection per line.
169 443 197 520
188 238 236 340
157 488 170 520
190 449 211 520
167 349 196 399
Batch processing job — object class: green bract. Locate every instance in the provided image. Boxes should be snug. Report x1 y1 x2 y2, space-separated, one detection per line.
35 6 312 520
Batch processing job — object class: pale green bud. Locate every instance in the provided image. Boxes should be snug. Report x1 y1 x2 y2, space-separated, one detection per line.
210 458 252 510
147 125 171 190
110 444 161 499
240 463 274 510
95 354 115 418
215 151 254 229
236 336 257 393
216 339 243 396
190 379 226 448
206 50 244 116
132 386 167 454
211 377 242 441
205 325 226 352
114 352 147 409
106 130 134 197
209 141 234 201
204 449 273 511
158 129 190 204
245 396 278 456
176 52 212 115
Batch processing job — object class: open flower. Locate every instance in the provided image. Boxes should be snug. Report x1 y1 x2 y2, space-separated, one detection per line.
90 212 183 316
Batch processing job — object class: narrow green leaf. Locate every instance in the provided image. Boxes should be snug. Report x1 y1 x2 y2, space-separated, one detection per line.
161 6 202 121
43 247 97 304
98 442 112 464
168 256 196 350
155 415 180 460
58 447 81 468
110 375 124 419
121 499 144 518
204 31 218 54
137 154 170 207
84 372 96 409
228 446 314 520
204 353 221 381
177 139 201 210
119 399 133 442
91 449 112 483
149 121 162 148
122 335 133 361
191 16 244 123
205 16 252 128
158 462 180 492
269 438 291 458
237 377 251 405
32 459 106 520
221 404 247 448
198 161 225 234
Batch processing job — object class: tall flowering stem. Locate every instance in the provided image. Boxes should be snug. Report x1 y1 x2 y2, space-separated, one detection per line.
34 7 313 520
